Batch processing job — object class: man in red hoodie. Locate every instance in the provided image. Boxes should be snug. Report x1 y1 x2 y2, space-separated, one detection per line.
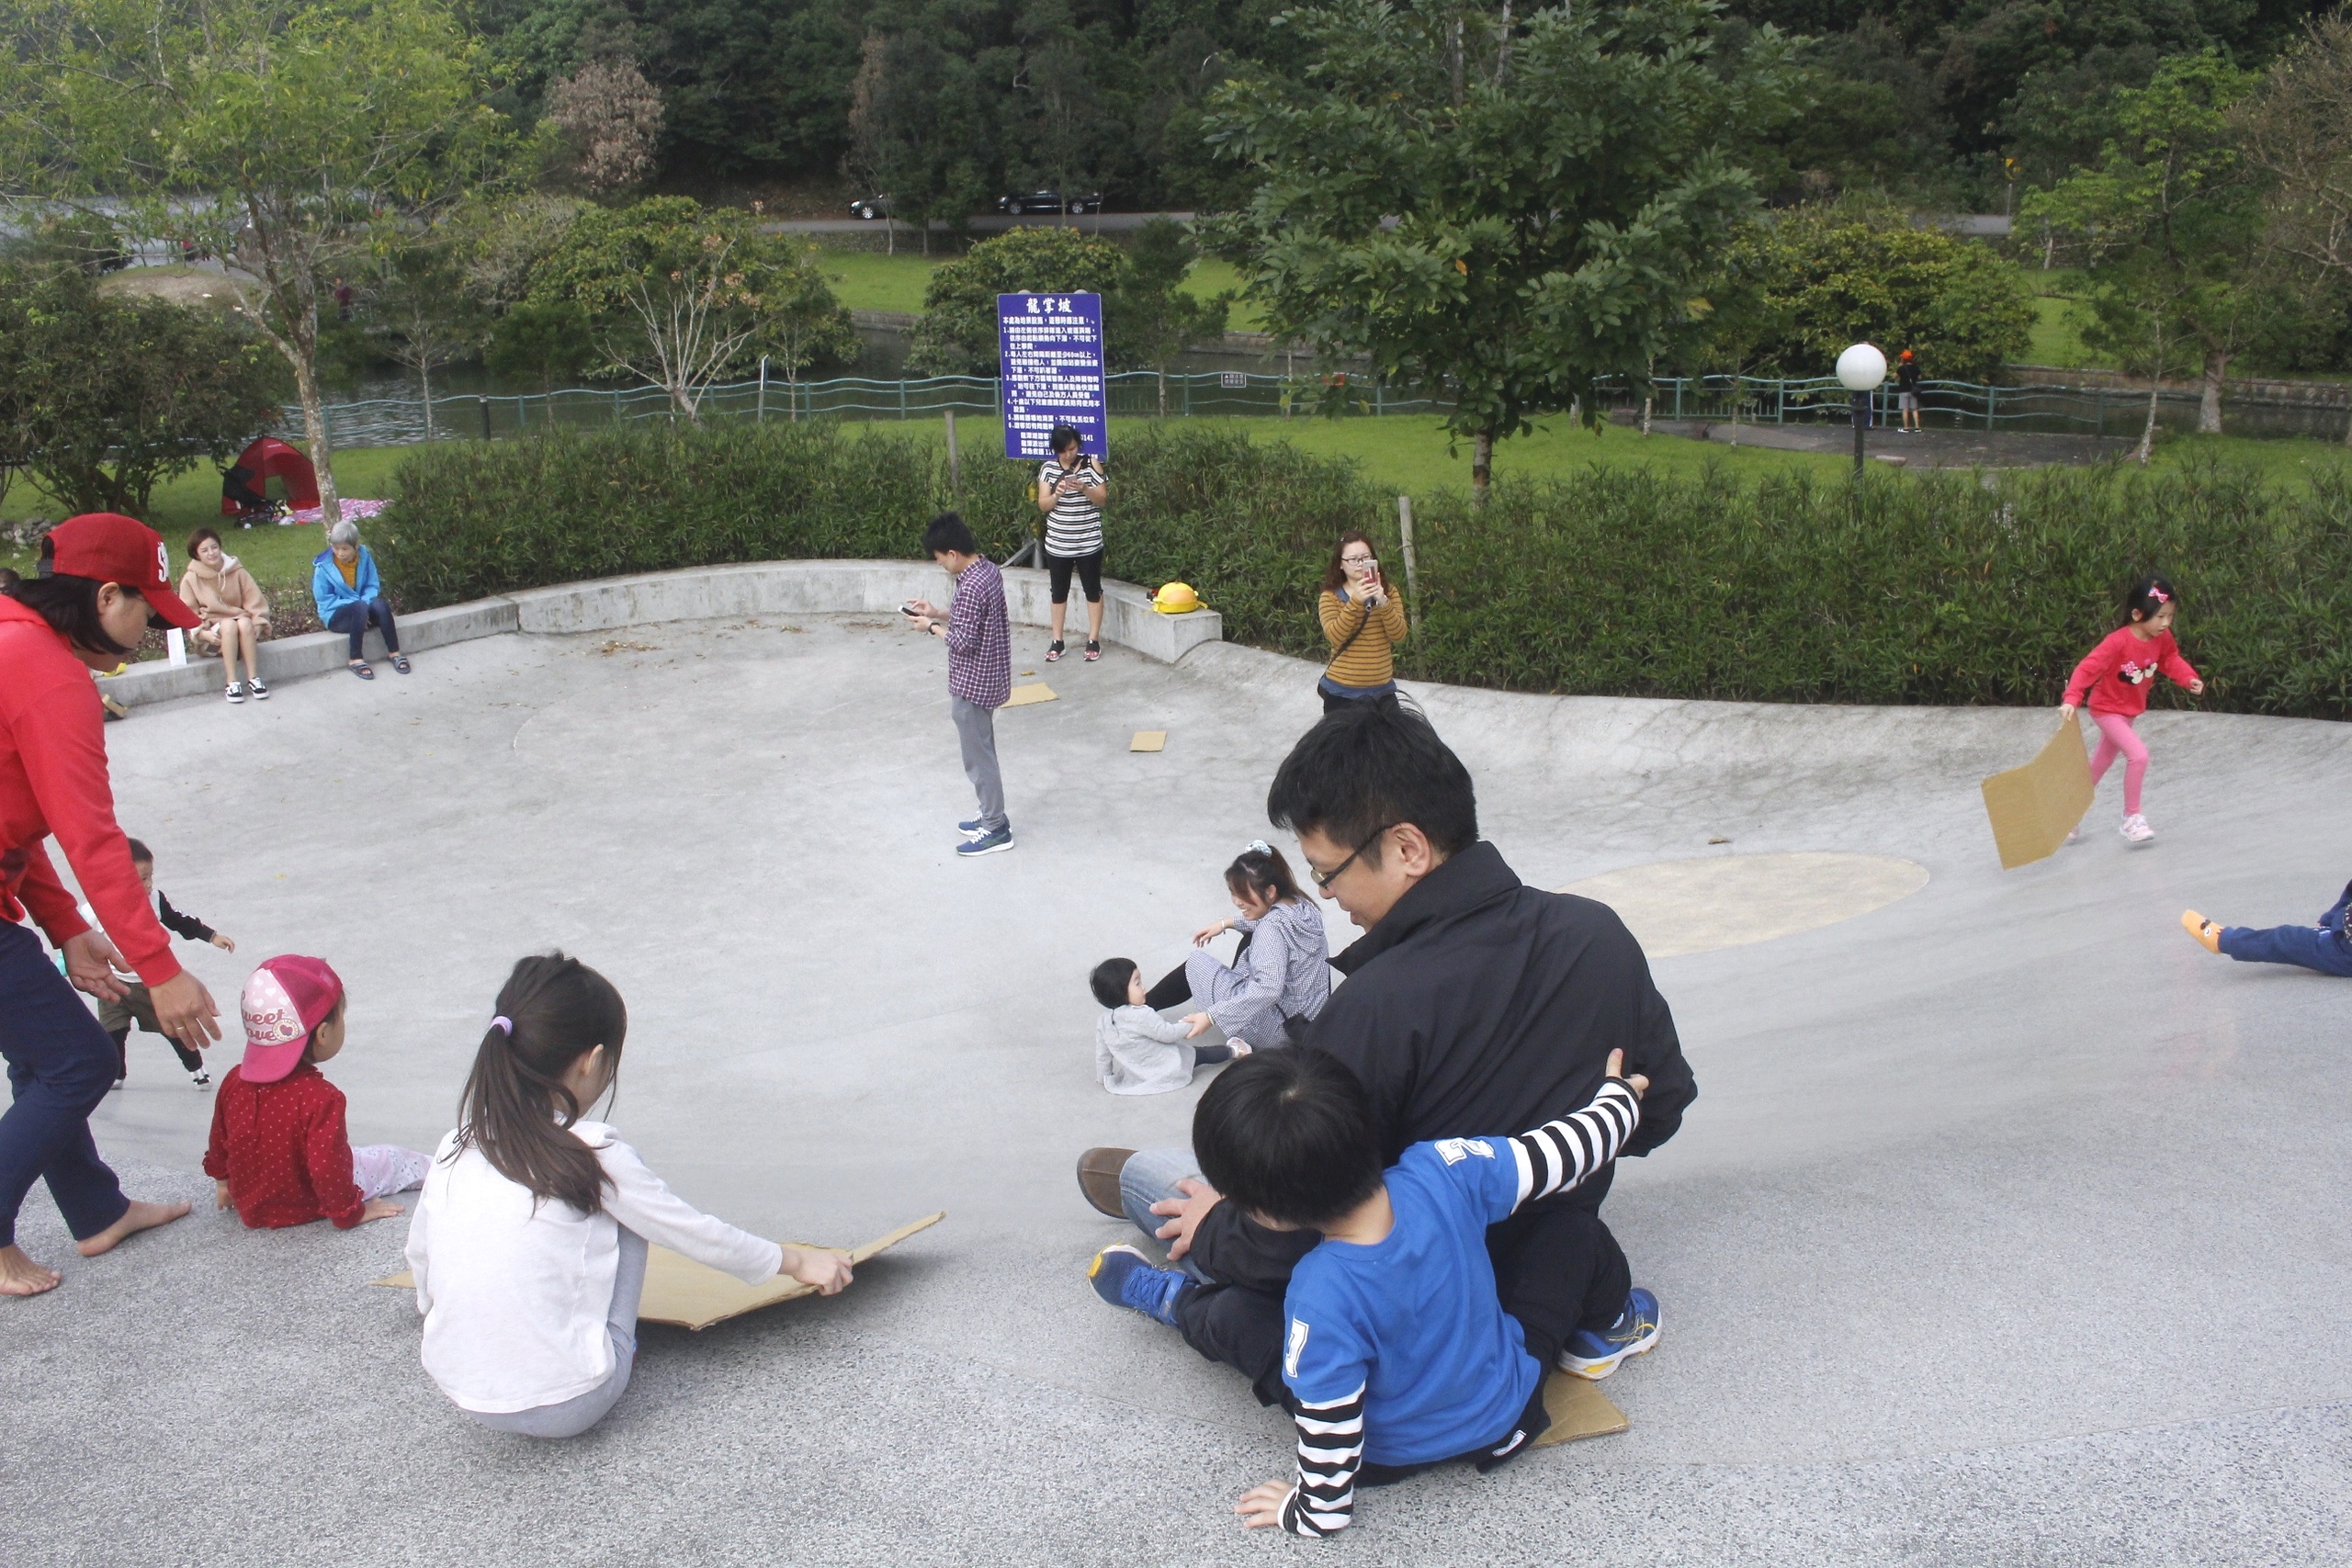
1 514 223 1296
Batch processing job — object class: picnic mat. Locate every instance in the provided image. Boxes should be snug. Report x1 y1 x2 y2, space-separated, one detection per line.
1980 717 2094 869
373 1211 945 1332
1531 1371 1630 1448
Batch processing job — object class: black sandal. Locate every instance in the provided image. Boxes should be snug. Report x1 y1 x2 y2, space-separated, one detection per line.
1045 640 1065 663
391 653 412 674
1084 640 1102 662
348 661 374 681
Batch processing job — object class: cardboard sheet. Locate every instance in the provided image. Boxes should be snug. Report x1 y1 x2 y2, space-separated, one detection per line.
1004 682 1058 707
1530 1371 1629 1448
1980 718 2094 870
374 1210 945 1332
1129 730 1167 752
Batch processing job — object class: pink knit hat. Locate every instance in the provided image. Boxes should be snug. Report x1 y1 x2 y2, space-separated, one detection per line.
239 956 345 1084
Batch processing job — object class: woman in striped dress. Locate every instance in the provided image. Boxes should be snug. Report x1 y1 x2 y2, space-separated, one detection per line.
1317 530 1408 712
1035 423 1107 662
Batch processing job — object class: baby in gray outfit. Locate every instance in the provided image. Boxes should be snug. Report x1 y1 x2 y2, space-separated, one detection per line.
1088 958 1252 1095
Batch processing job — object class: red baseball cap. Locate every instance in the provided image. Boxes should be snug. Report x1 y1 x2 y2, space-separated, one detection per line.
239 955 345 1084
47 513 200 631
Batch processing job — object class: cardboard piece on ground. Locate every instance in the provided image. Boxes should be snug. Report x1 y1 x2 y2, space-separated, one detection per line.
1530 1371 1629 1448
1004 682 1058 707
1980 718 2094 870
1130 730 1167 752
372 1211 945 1332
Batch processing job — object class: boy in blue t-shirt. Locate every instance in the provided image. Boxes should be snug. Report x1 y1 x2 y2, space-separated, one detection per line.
1085 1045 1647 1538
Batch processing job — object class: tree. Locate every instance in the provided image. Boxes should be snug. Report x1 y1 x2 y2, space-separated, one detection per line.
2020 52 2267 454
527 197 855 416
847 31 996 255
542 54 663 195
907 226 1126 375
1204 0 1801 495
2 0 504 526
0 264 280 513
1118 220 1231 413
2235 10 2352 446
1701 205 2035 384
365 241 492 439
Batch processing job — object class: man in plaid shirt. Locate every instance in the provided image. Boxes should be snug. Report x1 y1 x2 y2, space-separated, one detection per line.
907 512 1015 857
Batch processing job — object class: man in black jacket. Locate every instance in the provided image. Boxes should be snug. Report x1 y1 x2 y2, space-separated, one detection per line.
1083 703 1696 1407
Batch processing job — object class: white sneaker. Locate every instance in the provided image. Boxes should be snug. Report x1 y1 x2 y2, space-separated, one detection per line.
2120 813 2154 843
247 677 270 700
224 682 245 704
191 1070 211 1088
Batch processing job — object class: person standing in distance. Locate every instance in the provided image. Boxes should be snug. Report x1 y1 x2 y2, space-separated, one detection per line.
905 513 1015 857
1895 350 1923 434
2 513 224 1296
1035 424 1107 664
1317 531 1409 714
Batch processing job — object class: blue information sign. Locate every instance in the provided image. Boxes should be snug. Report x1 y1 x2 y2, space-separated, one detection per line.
998 293 1107 460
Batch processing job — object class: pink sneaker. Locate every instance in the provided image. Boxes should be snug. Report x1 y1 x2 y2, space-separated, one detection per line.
2120 813 2154 843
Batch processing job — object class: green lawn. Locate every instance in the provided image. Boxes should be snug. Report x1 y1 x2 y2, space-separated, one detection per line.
1 446 412 581
812 249 939 315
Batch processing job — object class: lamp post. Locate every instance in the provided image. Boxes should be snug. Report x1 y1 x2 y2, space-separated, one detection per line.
1837 343 1887 478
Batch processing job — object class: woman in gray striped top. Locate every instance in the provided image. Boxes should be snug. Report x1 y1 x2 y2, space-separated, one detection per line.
1143 842 1330 1048
1035 423 1107 662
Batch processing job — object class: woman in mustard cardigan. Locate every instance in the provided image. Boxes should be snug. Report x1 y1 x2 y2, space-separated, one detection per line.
1316 530 1408 712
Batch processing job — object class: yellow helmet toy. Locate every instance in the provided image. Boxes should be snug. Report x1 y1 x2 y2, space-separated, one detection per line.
1152 581 1204 615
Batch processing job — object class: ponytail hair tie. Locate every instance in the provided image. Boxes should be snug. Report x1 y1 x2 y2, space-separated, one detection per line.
1247 839 1272 855
491 1016 514 1036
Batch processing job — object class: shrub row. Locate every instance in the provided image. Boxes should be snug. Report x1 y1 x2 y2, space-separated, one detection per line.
378 422 2352 719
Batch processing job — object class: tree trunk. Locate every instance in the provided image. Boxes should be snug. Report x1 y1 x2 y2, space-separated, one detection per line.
2198 347 2227 434
420 361 434 442
1448 18 1464 107
1472 426 1492 502
2136 322 2165 468
886 218 896 257
1157 367 1167 417
1639 395 1653 436
288 347 341 528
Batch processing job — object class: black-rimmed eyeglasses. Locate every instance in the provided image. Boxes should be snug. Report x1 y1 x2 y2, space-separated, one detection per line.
1307 824 1397 889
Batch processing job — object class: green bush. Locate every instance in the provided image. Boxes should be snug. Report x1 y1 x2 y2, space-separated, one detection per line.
379 422 2352 719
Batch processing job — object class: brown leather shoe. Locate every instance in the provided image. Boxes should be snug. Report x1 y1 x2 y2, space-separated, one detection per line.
1077 1147 1134 1217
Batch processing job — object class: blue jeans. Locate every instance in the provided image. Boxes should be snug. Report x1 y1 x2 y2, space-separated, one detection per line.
0 921 130 1249
328 599 399 660
2222 882 2352 977
1120 1145 1210 1282
467 1227 649 1438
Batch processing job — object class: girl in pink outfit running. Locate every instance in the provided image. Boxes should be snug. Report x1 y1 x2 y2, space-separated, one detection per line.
2057 575 2204 843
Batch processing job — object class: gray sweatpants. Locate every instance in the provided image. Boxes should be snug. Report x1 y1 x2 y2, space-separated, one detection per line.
952 695 1008 834
467 1227 649 1439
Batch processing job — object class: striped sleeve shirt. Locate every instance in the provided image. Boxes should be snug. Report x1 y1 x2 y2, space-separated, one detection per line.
1038 458 1105 558
1277 1078 1644 1538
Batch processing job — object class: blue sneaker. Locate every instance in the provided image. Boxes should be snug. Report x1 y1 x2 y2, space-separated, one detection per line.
1559 1287 1660 1380
1088 1245 1191 1326
957 818 987 837
956 825 1013 857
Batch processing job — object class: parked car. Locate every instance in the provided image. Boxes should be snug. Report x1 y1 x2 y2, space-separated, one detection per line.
849 196 892 220
997 190 1102 216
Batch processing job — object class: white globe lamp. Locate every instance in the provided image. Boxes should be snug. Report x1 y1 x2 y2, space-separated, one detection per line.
1836 343 1887 474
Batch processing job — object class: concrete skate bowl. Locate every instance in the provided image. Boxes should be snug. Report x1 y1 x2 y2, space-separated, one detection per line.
16 559 2352 1566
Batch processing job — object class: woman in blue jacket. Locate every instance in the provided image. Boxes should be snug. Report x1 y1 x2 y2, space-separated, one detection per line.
311 521 408 679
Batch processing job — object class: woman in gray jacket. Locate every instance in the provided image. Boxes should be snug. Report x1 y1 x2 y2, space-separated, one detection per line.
1144 842 1331 1049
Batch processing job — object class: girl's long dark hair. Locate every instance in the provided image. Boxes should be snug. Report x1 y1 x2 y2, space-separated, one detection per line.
4 539 138 657
1226 843 1302 907
454 953 628 1214
1322 529 1374 595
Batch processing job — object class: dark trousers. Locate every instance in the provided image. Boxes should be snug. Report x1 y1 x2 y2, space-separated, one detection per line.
1046 550 1102 605
2222 884 2352 977
328 598 399 659
108 1027 204 1078
0 921 130 1248
1320 685 1400 715
1174 1198 1631 1409
1146 931 1253 1010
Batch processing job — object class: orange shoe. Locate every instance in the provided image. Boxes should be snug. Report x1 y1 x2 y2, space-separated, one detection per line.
2182 910 2222 954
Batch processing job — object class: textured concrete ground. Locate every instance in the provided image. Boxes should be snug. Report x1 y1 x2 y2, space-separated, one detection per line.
7 612 2351 1567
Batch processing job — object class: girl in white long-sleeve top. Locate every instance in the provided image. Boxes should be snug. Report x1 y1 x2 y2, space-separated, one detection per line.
405 953 852 1438
1144 842 1331 1049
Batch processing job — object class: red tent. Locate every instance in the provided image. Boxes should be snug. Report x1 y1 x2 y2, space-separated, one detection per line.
220 436 320 516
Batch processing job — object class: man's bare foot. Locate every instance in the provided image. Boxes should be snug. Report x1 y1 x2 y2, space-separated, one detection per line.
0 1244 62 1296
74 1200 191 1258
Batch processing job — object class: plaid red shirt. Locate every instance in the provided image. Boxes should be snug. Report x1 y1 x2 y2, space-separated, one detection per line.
944 558 1012 709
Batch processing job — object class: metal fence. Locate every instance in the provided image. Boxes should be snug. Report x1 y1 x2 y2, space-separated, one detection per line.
277 367 2348 449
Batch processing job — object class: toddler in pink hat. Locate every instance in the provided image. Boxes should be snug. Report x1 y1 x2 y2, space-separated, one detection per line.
203 955 428 1229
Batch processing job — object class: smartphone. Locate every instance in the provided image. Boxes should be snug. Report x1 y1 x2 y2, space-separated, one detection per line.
899 603 920 617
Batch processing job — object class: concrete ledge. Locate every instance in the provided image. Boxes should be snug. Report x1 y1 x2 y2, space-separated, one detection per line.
107 560 1219 706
